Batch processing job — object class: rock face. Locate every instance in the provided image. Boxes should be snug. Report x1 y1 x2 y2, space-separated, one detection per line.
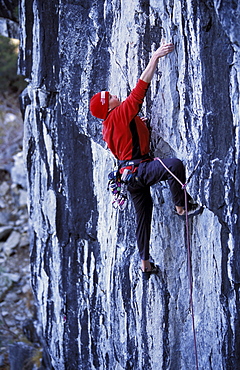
19 1 239 369
0 0 19 38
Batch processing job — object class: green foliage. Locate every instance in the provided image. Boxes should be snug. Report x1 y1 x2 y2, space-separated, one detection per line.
0 35 27 95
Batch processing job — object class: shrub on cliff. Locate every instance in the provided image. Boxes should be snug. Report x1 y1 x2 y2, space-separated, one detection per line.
0 35 26 96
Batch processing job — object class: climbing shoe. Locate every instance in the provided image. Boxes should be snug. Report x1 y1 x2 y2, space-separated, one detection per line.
176 203 203 220
142 262 159 280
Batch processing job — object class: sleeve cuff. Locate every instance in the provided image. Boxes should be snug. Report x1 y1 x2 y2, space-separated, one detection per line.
138 79 150 89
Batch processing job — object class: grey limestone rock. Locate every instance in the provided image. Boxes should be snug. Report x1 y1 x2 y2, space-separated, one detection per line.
18 0 240 369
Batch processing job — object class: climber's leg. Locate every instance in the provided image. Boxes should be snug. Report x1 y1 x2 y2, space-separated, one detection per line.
137 158 191 210
127 184 153 268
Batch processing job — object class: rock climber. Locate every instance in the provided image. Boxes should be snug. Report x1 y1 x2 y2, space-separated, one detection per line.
90 41 201 279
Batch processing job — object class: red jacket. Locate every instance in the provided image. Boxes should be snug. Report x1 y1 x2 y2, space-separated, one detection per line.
102 79 150 161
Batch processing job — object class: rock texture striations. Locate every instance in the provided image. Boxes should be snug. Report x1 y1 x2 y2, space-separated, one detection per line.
19 1 239 369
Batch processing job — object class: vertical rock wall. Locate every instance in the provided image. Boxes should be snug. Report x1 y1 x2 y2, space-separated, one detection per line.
19 0 240 369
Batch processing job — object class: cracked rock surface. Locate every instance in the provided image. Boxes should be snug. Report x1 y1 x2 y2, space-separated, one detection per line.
17 1 240 369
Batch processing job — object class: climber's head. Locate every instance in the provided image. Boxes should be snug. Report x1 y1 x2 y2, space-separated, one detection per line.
90 91 120 119
90 91 109 119
108 94 120 111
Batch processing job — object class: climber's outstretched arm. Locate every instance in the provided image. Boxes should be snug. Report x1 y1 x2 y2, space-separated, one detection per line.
140 41 174 83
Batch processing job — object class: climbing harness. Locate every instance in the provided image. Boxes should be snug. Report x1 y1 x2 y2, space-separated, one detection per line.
108 155 152 211
155 157 200 370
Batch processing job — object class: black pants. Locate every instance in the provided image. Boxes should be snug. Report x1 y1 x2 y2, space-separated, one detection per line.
127 158 189 260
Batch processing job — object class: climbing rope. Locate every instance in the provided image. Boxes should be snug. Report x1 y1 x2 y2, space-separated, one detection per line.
155 157 199 370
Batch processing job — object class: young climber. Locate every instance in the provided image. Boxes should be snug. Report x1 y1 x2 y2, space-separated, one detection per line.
90 41 201 279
